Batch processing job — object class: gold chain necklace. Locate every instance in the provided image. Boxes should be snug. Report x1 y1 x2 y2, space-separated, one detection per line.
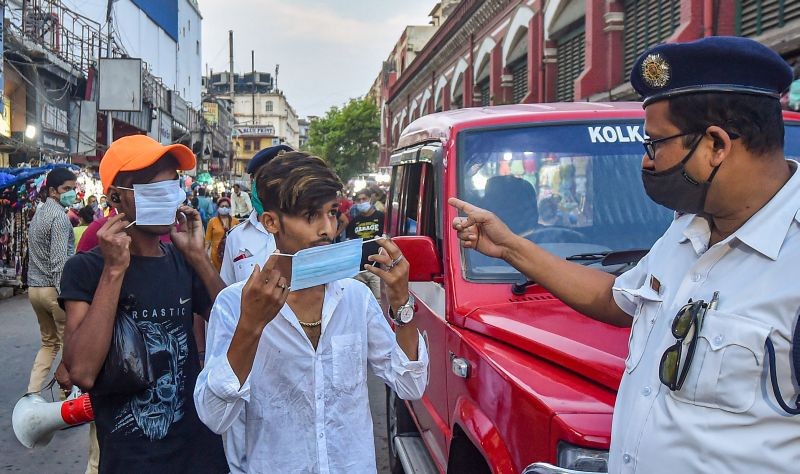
298 319 322 328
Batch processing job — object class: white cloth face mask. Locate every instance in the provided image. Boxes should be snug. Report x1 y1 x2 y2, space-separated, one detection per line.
275 237 382 291
119 179 186 227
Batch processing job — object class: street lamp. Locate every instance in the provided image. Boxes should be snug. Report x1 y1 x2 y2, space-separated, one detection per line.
25 124 37 139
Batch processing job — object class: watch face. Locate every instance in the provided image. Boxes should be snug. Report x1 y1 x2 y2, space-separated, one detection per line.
398 306 414 324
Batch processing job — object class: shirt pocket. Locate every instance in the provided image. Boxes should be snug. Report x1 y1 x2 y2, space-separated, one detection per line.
332 333 365 392
620 281 663 373
669 310 771 413
234 256 257 282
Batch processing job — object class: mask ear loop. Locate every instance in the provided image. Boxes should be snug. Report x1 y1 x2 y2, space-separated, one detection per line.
357 235 388 274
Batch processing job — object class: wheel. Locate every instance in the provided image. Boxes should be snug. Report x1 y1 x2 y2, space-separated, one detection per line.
386 387 417 474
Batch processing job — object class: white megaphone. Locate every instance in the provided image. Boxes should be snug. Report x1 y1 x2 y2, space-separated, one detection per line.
12 388 94 448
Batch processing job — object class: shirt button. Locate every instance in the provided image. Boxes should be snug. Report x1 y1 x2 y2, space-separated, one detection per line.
319 432 324 439
317 393 322 400
714 335 724 345
641 386 652 397
691 273 701 282
623 454 632 464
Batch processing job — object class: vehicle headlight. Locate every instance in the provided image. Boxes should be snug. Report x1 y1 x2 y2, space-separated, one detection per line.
557 442 608 472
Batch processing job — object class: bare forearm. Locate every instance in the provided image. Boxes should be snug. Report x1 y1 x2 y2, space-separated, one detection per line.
64 268 124 389
503 236 631 327
188 256 226 310
226 317 265 387
395 322 420 360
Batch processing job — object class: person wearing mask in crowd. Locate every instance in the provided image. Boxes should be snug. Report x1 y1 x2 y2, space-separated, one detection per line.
96 195 111 219
346 188 385 299
86 195 98 214
59 135 227 473
450 37 800 473
214 143 291 473
74 206 95 249
194 152 428 473
205 197 239 273
230 183 253 219
195 188 214 228
25 167 77 396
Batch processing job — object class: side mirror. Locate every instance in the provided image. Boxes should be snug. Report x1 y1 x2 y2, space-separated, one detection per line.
392 236 442 282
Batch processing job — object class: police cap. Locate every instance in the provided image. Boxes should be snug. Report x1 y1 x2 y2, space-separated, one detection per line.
246 144 295 175
631 36 793 107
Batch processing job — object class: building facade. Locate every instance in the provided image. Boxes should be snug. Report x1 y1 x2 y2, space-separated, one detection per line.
377 0 800 165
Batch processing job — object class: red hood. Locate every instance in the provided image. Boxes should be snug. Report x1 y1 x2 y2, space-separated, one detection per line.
463 295 629 391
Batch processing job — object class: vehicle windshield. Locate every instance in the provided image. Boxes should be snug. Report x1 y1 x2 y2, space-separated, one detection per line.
458 121 800 281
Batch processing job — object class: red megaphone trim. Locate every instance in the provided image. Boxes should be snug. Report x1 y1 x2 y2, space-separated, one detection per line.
61 394 94 424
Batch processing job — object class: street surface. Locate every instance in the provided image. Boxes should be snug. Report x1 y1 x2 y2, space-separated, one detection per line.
0 294 391 473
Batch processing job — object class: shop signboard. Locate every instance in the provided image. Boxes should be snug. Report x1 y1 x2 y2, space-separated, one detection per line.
159 112 173 145
234 125 275 137
203 102 218 125
0 99 10 138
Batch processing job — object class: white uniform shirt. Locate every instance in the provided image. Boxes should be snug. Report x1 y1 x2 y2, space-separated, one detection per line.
220 211 276 285
609 161 800 473
194 278 429 473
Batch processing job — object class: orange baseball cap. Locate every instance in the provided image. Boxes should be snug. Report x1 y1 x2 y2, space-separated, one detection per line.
100 134 196 193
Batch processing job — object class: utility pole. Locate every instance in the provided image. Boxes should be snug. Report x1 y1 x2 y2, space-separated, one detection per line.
105 0 114 148
251 50 255 125
228 30 234 98
275 64 279 93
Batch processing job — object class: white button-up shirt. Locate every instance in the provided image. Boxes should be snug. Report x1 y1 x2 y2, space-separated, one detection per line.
231 191 253 218
220 211 276 286
609 161 800 473
194 278 429 473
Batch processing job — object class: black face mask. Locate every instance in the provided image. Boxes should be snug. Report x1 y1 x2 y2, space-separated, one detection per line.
641 136 720 214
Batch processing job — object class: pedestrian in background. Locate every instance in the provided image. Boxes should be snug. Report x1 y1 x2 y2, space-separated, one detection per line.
73 206 95 249
346 188 385 298
230 183 253 219
25 167 76 394
205 197 238 273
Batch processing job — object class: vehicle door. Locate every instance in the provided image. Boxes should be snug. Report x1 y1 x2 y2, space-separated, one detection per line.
387 143 450 470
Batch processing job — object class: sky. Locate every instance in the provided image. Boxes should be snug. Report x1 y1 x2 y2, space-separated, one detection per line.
199 0 435 118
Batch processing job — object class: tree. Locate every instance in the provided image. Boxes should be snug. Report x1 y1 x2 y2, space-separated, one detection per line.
307 97 380 181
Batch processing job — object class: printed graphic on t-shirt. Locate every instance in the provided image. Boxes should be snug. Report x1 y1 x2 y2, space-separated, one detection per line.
112 318 189 441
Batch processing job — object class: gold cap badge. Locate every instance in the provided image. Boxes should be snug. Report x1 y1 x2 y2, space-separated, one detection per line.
641 53 670 89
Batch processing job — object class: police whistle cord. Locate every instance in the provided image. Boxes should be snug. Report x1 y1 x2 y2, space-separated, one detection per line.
765 337 800 415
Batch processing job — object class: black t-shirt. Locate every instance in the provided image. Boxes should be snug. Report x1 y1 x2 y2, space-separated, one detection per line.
346 210 385 266
59 244 227 474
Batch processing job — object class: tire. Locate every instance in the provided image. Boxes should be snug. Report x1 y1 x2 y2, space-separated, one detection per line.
386 387 417 474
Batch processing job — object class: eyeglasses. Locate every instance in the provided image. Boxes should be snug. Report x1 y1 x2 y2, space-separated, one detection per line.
642 132 699 161
643 129 741 161
659 299 707 391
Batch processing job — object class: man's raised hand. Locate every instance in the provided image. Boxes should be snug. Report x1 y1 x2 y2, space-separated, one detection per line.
448 197 516 259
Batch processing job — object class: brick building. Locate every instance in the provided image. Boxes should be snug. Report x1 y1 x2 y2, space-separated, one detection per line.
376 0 800 166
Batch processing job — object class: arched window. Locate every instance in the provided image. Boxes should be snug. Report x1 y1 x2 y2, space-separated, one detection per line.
265 100 273 112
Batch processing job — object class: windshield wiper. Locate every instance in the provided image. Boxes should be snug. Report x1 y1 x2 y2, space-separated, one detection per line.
511 278 536 295
566 249 649 266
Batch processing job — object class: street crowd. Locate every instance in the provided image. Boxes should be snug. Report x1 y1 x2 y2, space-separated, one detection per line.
13 36 800 474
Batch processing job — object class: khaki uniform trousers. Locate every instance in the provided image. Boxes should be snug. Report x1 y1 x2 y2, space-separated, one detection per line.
354 271 382 300
27 286 66 393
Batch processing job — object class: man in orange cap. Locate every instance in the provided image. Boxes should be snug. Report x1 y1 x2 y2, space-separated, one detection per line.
58 135 228 473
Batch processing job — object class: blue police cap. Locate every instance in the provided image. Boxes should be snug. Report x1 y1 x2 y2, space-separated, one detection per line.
246 144 295 175
631 36 793 106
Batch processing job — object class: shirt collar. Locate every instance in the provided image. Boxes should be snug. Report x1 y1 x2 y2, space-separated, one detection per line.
247 210 270 235
678 160 800 260
279 281 346 335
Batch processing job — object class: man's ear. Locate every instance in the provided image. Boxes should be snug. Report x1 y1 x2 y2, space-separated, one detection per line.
704 125 734 166
260 210 281 234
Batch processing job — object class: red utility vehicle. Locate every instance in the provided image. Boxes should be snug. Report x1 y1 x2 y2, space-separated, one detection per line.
382 103 800 474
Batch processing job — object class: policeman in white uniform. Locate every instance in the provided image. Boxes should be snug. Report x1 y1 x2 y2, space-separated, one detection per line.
219 144 293 286
449 36 800 473
215 144 292 473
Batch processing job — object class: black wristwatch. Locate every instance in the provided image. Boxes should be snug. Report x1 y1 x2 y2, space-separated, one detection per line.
389 295 415 326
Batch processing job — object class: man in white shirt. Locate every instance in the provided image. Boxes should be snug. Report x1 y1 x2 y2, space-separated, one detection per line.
216 144 292 472
196 151 428 473
220 144 293 286
230 184 253 219
449 37 800 473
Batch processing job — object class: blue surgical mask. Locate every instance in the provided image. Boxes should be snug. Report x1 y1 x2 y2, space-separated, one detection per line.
251 179 264 215
118 179 185 226
276 238 368 291
355 202 372 213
